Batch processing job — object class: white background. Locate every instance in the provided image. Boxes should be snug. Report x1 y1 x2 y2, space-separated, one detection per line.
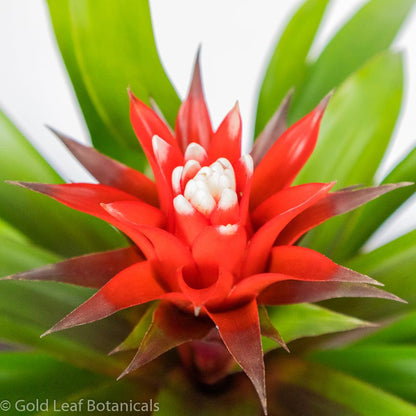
0 0 415 249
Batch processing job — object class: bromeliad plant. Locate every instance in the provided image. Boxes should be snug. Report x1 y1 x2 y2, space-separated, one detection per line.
1 0 416 415
5 59 407 414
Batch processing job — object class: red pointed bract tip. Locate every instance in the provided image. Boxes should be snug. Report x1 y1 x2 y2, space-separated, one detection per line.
251 89 293 167
175 50 213 151
7 59 407 416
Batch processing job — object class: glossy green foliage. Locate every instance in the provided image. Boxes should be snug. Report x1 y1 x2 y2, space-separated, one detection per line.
0 352 156 415
47 0 180 170
263 304 370 353
329 146 416 260
0 110 125 257
342 230 416 319
267 358 416 416
255 0 330 135
311 345 416 404
297 51 403 259
290 0 415 121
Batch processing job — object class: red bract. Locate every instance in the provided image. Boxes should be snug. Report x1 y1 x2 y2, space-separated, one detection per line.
6 57 406 414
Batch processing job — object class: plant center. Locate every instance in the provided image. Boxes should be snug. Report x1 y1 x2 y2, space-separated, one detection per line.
172 143 238 217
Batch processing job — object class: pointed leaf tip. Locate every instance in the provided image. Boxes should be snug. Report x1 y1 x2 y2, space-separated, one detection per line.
317 90 334 113
47 127 82 151
5 181 51 194
45 124 60 137
116 369 128 381
189 48 203 97
259 305 290 353
251 88 294 167
40 329 52 338
208 301 267 415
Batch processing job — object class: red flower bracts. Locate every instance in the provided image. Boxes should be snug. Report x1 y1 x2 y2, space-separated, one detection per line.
7 57 405 414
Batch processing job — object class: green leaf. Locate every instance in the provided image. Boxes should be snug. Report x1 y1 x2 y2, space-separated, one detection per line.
295 51 403 259
47 0 180 170
310 345 416 404
263 303 370 353
290 0 415 121
0 218 130 376
0 352 104 405
328 146 416 260
337 230 416 319
0 217 59 277
268 358 416 416
112 302 158 353
0 230 129 375
0 109 126 257
296 50 403 188
354 310 416 345
0 279 131 375
46 0 117 165
156 367 260 416
0 352 157 415
50 378 157 416
0 314 124 377
255 0 330 135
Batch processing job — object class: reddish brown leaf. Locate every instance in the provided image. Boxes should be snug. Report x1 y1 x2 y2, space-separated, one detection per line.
49 127 158 205
258 280 405 306
251 89 293 167
175 50 213 151
1 246 142 288
276 183 412 245
118 302 212 378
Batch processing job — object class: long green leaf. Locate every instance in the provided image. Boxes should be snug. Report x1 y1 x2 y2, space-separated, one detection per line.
355 310 416 345
0 352 104 406
46 379 158 416
0 218 132 376
311 345 416 404
324 230 416 320
0 352 157 416
290 0 415 121
47 0 180 170
255 0 330 135
296 50 403 188
0 109 125 257
0 278 133 373
0 219 59 276
267 358 416 416
46 0 117 163
296 51 403 259
263 303 370 353
329 146 416 260
347 229 416 308
0 314 124 377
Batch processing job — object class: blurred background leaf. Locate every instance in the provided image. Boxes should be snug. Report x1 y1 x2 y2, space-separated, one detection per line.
295 51 403 259
47 0 180 171
311 345 416 404
267 358 416 416
0 109 126 257
255 0 330 136
289 0 415 121
325 146 416 260
341 229 416 319
0 352 158 416
262 303 370 353
294 51 403 188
